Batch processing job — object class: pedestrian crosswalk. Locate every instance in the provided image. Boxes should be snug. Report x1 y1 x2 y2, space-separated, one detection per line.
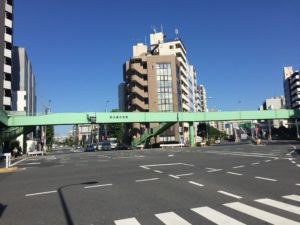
114 194 300 224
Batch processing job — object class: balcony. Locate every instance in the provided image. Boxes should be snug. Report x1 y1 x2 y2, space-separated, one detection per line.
291 82 300 91
130 74 147 86
5 4 12 13
132 98 149 110
4 49 11 58
182 103 190 111
181 84 189 95
131 63 147 75
5 33 12 43
181 93 189 103
3 96 11 106
3 80 11 90
131 86 147 98
4 65 11 74
5 18 12 28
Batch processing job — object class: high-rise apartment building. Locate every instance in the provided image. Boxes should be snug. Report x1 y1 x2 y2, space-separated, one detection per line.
122 31 199 143
197 85 207 112
283 66 300 109
0 0 13 110
12 47 36 115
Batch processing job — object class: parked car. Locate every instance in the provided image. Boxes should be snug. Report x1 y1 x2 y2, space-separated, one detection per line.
117 143 129 150
109 140 119 150
97 142 103 150
85 144 95 152
102 142 111 151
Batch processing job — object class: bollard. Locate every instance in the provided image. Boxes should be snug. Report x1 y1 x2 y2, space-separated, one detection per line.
4 153 11 168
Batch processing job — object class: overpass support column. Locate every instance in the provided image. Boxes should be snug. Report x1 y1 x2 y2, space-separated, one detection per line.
189 122 195 147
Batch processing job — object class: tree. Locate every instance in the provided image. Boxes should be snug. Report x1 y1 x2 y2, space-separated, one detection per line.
107 109 124 141
46 125 54 148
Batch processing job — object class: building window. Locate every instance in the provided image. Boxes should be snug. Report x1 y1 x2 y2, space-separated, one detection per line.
169 45 174 49
156 63 173 112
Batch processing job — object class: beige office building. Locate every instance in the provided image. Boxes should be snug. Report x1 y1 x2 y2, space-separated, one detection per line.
122 31 198 144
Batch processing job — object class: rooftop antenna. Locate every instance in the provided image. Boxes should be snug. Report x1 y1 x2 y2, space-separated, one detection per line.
175 28 179 40
151 25 157 33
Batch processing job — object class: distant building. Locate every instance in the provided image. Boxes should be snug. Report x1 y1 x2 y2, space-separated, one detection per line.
0 0 13 110
12 47 36 115
258 96 288 128
197 85 207 112
283 66 300 109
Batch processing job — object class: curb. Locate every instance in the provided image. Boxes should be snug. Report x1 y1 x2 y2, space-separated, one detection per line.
0 167 18 173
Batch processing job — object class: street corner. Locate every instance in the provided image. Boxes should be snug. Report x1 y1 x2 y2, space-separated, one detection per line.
0 167 18 173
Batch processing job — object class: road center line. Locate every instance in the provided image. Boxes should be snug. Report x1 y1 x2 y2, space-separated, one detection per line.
84 183 112 189
154 170 163 173
233 165 245 169
135 178 159 183
217 190 242 199
176 173 194 177
169 174 180 179
188 181 204 187
255 176 277 182
227 172 243 176
25 190 57 197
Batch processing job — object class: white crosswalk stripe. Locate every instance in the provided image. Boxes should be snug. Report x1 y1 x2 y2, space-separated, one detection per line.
191 206 246 225
224 202 300 225
155 212 192 225
283 194 300 203
114 217 141 225
255 198 300 215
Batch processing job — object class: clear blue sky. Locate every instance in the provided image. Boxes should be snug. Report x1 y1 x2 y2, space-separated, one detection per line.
13 0 300 135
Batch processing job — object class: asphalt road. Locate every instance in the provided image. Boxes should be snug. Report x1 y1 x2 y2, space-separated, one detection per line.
0 143 300 225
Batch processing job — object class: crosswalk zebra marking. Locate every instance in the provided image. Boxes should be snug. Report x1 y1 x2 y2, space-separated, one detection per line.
114 217 141 225
217 190 242 199
283 194 300 202
224 202 300 225
255 198 300 215
155 212 192 225
191 206 246 225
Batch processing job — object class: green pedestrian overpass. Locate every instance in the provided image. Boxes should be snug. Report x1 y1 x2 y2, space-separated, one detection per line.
1 109 300 146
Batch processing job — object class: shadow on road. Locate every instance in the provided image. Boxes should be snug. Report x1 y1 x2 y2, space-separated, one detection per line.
0 203 7 218
58 181 98 225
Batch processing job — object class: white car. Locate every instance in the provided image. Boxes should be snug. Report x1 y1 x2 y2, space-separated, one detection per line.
109 140 118 150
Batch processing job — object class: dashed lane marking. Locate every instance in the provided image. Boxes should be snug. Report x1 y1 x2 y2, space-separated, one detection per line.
233 165 245 169
135 178 159 183
25 190 57 197
176 173 194 177
251 162 260 165
154 170 163 174
217 190 242 199
265 160 271 162
255 176 277 182
188 181 204 187
169 174 180 179
84 183 112 189
226 172 243 176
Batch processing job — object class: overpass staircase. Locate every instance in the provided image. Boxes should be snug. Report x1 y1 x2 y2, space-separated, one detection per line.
132 122 176 147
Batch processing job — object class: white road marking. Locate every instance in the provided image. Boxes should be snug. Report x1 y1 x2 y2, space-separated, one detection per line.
217 190 242 199
207 169 223 173
135 178 159 183
154 170 163 173
265 160 271 162
114 217 141 225
176 173 194 177
26 162 41 165
296 184 300 186
233 165 245 169
255 176 277 182
10 158 28 167
84 183 112 189
169 174 180 179
140 166 150 170
224 202 300 225
155 212 192 225
251 162 260 165
255 198 300 215
226 172 243 176
140 163 194 169
283 195 300 202
191 206 245 225
297 165 300 168
188 181 204 187
25 190 57 197
291 161 296 164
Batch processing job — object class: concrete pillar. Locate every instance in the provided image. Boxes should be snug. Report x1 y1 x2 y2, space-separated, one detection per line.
189 122 195 147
